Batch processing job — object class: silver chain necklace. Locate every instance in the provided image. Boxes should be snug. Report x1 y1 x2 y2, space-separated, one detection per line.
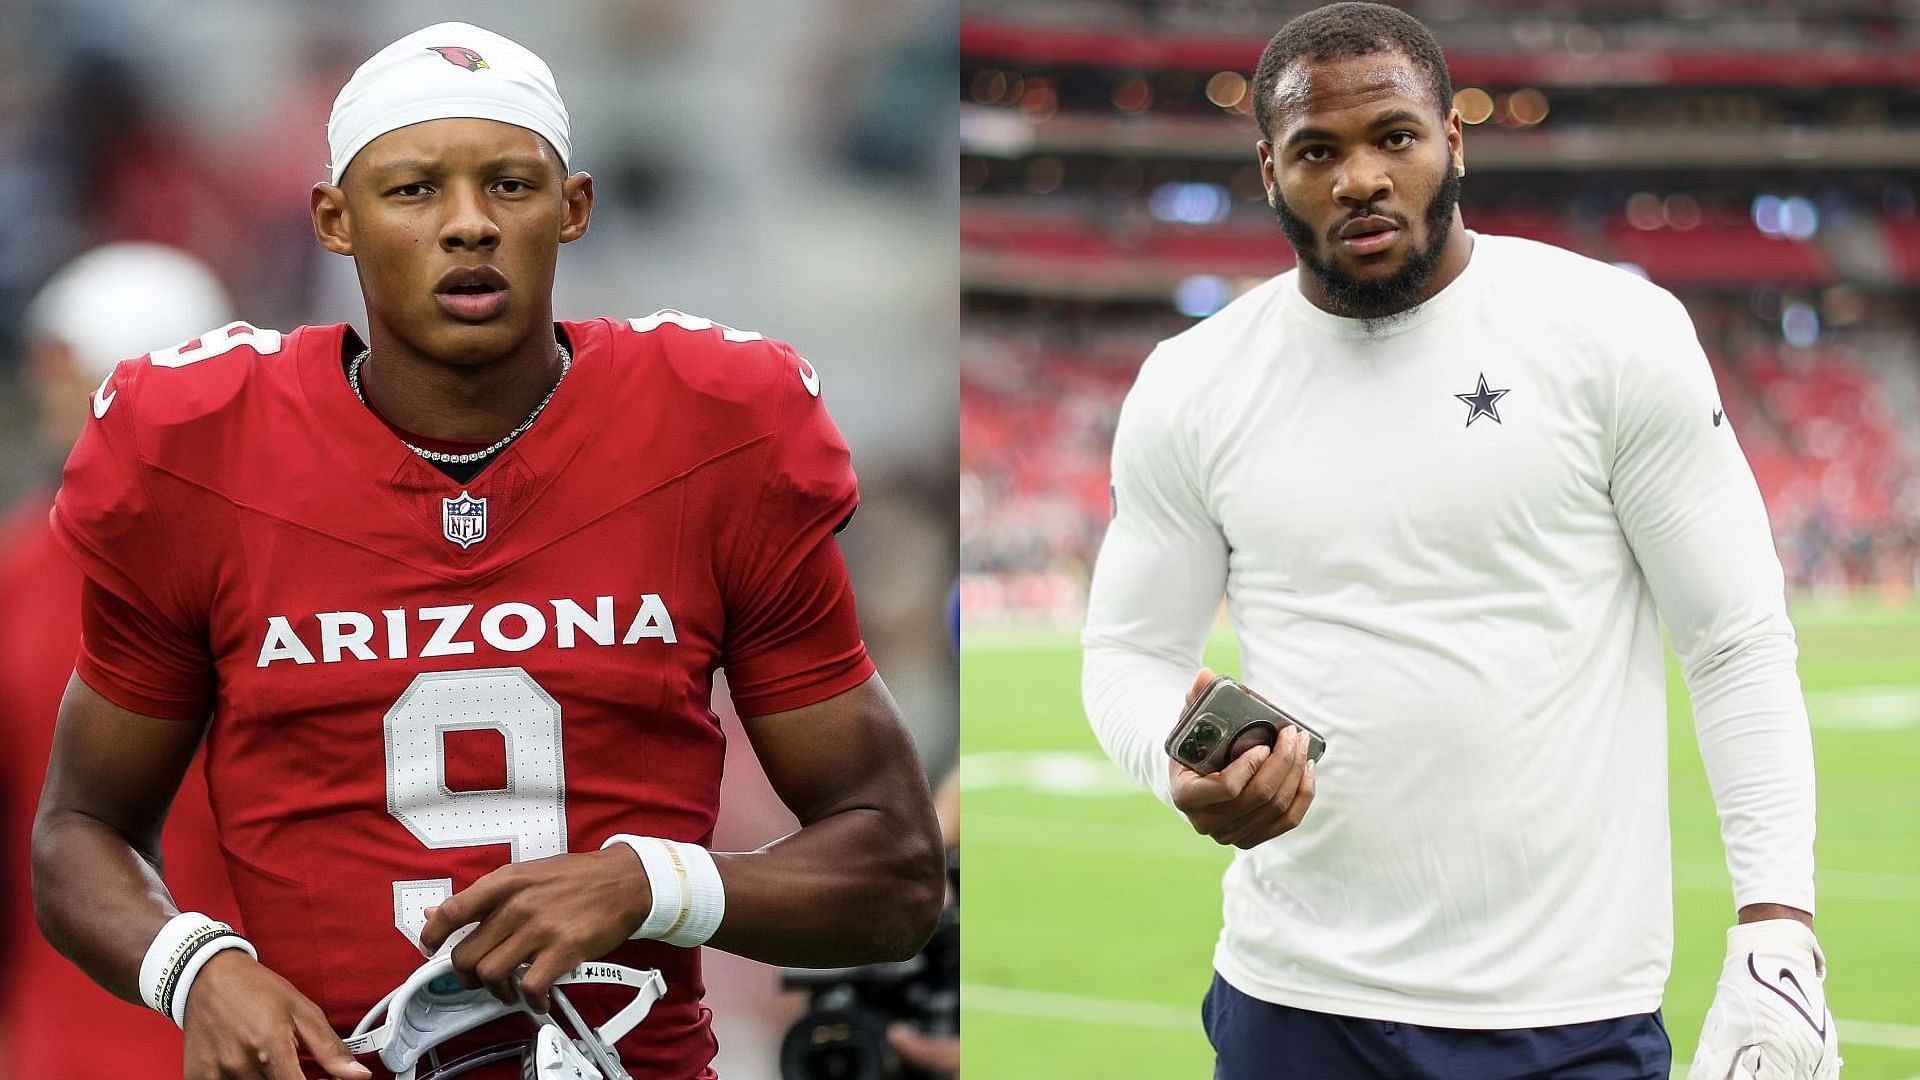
348 343 571 466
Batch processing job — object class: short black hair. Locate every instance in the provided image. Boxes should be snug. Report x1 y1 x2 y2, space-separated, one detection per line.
1252 3 1454 141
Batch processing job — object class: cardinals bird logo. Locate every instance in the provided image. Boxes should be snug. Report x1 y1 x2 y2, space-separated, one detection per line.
427 46 488 71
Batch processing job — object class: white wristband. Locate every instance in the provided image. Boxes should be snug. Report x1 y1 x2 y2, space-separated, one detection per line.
602 835 727 948
138 912 259 1027
166 935 256 1027
613 837 684 939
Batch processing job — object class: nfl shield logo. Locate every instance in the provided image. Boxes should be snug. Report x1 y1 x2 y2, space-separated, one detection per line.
443 491 488 549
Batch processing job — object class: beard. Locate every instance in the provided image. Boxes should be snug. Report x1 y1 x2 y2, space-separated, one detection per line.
1273 163 1462 323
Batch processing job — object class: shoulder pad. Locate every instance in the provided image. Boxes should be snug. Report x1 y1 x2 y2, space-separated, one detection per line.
612 309 821 406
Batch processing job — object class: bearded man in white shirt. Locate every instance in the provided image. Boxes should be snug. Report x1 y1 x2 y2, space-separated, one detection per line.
1082 4 1840 1078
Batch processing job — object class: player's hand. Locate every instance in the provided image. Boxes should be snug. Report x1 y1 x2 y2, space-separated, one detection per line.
888 1022 959 1077
181 949 371 1080
1687 919 1841 1080
1169 668 1316 849
420 847 651 1013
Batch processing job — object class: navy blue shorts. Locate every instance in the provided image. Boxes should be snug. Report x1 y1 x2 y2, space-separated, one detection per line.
1202 973 1671 1080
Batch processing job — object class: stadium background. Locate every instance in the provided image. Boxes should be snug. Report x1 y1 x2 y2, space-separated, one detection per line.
958 1 1920 1078
0 1 956 1077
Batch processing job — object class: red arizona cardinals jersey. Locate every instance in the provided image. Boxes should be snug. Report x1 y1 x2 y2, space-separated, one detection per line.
0 496 242 1080
52 315 874 1079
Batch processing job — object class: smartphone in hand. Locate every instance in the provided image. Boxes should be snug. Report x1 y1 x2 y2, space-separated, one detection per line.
1165 675 1328 774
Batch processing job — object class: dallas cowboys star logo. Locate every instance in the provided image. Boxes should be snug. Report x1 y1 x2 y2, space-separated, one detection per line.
1454 373 1511 428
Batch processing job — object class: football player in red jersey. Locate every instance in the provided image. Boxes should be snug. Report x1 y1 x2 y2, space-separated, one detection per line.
31 22 944 1080
0 244 245 1080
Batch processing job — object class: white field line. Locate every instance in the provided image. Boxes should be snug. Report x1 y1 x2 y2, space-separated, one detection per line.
1846 1020 1920 1051
962 984 1920 1054
962 637 1920 734
958 626 1085 651
961 605 1920 648
961 628 1238 652
1804 686 1920 731
1670 861 1920 906
961 984 1194 1030
962 750 1140 795
966 812 1226 863
968 810 1920 904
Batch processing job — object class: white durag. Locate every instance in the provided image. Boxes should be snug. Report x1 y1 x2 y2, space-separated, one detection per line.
326 21 571 185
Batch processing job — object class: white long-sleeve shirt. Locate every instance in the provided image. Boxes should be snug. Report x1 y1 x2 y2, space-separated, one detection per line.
1082 233 1817 1028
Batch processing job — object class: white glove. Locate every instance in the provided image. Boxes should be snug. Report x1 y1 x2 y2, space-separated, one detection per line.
1688 919 1841 1080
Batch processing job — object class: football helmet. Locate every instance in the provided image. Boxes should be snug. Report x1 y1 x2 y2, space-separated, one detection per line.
342 953 666 1080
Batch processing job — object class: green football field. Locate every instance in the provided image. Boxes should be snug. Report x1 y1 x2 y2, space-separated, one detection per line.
960 601 1920 1079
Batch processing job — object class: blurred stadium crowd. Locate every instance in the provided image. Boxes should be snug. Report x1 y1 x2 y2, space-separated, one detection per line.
0 2 955 1078
960 0 1920 624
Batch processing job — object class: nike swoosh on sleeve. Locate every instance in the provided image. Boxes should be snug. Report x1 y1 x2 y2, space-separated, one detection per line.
91 375 118 418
